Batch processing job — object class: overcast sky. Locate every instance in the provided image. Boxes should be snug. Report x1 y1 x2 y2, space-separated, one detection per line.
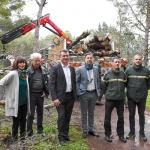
22 0 118 38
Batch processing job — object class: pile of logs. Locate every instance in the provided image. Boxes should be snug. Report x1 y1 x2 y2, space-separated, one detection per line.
48 31 120 61
68 32 120 58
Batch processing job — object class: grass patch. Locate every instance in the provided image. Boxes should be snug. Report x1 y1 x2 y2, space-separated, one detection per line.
0 99 89 150
57 126 89 150
26 125 89 150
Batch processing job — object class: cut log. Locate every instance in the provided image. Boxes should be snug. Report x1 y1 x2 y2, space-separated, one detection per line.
93 50 120 57
59 36 65 41
68 31 90 49
0 100 5 105
88 35 103 43
53 37 59 44
103 34 112 43
74 45 88 53
74 47 83 53
87 42 105 50
104 43 112 51
98 36 103 41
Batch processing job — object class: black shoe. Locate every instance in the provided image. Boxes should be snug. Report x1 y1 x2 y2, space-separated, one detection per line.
65 136 75 142
119 136 127 143
28 135 35 140
20 137 27 144
37 132 46 137
96 101 104 106
82 132 88 138
59 139 66 146
140 134 147 141
126 133 135 139
88 131 100 137
105 135 112 142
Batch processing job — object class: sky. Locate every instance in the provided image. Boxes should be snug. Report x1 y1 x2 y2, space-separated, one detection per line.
22 0 118 38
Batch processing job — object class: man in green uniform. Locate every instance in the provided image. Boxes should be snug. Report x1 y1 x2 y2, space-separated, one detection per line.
125 54 150 141
103 56 127 143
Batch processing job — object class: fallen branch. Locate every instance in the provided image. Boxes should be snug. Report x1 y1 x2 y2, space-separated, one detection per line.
0 133 11 139
44 104 54 109
30 135 53 146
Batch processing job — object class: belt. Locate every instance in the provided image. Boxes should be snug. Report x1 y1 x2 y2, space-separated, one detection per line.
86 90 96 92
66 91 72 94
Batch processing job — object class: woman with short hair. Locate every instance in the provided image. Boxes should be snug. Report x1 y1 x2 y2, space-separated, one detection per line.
0 56 30 143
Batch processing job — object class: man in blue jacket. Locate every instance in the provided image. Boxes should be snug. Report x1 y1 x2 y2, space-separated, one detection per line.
76 52 100 138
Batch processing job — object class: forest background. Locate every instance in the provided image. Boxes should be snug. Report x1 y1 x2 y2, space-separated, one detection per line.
0 0 149 66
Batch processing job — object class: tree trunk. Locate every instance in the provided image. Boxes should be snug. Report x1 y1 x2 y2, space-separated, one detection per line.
33 0 47 52
143 4 150 66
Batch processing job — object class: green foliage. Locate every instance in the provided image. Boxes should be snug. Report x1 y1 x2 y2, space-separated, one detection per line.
0 124 11 134
107 0 150 66
0 105 5 116
65 30 75 42
146 90 150 109
39 34 58 49
43 124 57 134
0 0 30 33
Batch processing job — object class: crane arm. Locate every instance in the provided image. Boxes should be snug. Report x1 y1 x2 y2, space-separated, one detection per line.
0 13 71 44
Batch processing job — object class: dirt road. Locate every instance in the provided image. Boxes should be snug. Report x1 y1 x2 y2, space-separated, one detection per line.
73 99 150 150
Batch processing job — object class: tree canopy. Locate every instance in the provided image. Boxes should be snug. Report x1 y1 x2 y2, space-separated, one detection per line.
0 0 30 33
107 0 150 66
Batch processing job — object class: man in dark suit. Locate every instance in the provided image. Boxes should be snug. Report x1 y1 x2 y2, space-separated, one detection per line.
50 49 77 146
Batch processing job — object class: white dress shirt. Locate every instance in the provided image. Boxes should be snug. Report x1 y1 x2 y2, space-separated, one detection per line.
86 69 95 91
61 63 72 92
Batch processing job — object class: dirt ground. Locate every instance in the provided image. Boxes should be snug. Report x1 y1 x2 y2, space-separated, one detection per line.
73 98 150 150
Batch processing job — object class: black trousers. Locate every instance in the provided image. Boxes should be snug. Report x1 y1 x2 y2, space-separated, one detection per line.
27 92 44 136
128 99 146 134
56 92 74 140
12 104 27 141
104 99 124 137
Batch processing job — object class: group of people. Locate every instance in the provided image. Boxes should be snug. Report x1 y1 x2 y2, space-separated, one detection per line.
0 49 149 146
